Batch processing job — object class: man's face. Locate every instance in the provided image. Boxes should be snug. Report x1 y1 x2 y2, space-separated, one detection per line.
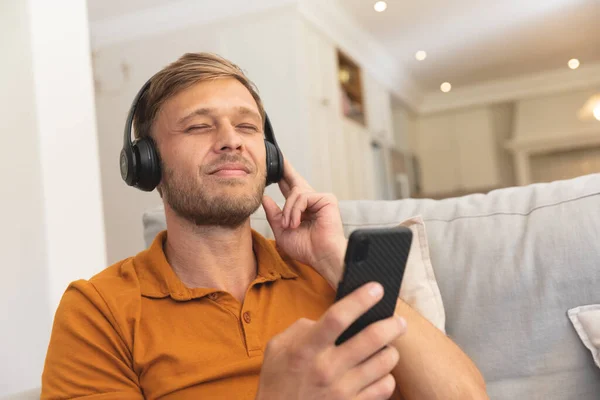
153 78 267 228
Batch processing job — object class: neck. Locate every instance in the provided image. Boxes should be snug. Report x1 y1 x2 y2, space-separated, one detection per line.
163 205 257 303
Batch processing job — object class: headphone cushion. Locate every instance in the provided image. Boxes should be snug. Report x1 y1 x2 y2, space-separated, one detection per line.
265 140 283 185
134 138 161 191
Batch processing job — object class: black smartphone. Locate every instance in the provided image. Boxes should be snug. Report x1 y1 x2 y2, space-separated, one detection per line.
334 226 413 346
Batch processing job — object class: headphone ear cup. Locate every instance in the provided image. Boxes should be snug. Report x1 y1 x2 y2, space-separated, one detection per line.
264 140 283 185
133 138 161 192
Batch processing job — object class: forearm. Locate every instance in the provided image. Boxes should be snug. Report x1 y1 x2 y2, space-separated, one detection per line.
391 300 488 400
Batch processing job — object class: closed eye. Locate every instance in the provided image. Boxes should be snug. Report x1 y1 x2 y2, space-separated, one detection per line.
185 124 212 133
237 124 259 132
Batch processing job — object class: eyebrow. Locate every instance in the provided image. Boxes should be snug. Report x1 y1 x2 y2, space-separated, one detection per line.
176 106 262 126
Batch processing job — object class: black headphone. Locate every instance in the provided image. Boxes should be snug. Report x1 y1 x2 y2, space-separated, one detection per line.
120 78 284 192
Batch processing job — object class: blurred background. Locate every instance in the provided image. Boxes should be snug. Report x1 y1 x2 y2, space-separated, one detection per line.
2 0 599 396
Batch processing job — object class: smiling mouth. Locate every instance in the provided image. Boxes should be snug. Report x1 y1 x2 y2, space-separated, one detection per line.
211 169 249 177
208 162 252 178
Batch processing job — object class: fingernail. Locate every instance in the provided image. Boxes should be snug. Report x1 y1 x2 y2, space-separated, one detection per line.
397 316 407 330
368 283 383 298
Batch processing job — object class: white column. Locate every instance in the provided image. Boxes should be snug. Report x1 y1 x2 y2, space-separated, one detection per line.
28 0 107 316
0 0 107 395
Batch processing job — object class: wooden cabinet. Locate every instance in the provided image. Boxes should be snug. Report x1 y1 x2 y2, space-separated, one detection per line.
300 19 396 200
454 109 501 191
364 74 394 145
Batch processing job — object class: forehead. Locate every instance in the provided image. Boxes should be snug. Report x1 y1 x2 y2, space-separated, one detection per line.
160 78 260 119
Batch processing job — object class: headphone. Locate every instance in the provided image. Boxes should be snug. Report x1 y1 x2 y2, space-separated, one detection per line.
120 78 284 192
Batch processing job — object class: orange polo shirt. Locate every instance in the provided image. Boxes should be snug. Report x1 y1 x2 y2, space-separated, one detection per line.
41 230 337 399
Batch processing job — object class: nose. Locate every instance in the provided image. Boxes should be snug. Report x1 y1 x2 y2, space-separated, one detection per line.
213 122 243 154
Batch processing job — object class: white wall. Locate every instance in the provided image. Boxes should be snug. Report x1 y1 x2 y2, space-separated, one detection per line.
514 86 600 138
29 0 107 320
0 0 106 395
92 5 313 263
399 86 600 196
1 1 51 395
392 103 418 153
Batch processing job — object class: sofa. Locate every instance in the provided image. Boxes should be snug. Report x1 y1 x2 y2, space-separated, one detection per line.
6 173 598 399
145 173 600 399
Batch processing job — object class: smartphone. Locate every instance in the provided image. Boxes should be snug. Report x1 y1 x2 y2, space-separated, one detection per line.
334 226 413 346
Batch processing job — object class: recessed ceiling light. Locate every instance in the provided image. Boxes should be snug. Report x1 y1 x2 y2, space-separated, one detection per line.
568 59 580 69
374 1 387 12
593 104 600 121
415 51 427 61
440 82 452 93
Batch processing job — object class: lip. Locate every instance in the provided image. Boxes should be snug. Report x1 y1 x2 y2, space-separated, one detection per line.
209 163 251 176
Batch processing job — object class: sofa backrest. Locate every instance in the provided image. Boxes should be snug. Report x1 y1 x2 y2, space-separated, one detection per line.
143 173 600 399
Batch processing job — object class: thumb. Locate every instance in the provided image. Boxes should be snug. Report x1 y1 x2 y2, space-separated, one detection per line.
262 195 284 237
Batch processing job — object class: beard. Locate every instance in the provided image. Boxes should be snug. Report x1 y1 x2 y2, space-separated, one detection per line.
160 155 266 228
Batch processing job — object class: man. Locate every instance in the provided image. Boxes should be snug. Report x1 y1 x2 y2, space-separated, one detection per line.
42 53 487 399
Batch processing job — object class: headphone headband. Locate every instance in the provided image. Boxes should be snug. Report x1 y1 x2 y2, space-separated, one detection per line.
123 79 152 153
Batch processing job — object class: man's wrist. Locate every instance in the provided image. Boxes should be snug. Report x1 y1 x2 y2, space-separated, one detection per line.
315 238 347 289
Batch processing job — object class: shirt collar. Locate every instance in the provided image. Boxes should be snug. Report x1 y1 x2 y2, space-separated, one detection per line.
134 230 298 301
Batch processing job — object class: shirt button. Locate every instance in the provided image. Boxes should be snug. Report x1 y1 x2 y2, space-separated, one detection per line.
208 293 218 301
243 311 252 324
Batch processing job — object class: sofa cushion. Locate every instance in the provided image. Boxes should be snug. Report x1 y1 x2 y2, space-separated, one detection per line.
143 173 600 399
569 304 600 369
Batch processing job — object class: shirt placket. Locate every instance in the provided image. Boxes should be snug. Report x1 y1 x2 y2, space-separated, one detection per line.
240 287 263 357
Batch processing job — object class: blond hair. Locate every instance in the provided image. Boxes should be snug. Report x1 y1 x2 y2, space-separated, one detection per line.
133 52 265 139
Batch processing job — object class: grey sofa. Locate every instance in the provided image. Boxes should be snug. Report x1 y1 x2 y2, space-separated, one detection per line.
9 174 598 399
144 173 600 399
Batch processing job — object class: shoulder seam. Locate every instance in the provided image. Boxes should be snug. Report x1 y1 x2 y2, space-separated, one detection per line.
87 275 135 361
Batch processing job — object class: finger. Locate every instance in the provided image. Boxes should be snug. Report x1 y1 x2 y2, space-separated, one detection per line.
280 158 313 196
343 346 399 395
309 282 384 348
335 315 406 369
288 192 336 229
291 195 306 228
286 192 309 229
282 188 302 228
278 176 292 198
354 374 397 400
262 195 284 237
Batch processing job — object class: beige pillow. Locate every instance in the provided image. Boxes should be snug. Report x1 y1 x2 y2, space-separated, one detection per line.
251 213 447 333
568 304 600 368
397 216 446 333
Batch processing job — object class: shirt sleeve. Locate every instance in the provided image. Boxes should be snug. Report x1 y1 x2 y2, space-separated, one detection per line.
41 280 144 399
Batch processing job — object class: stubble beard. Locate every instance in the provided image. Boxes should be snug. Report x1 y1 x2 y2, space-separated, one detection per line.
161 158 266 228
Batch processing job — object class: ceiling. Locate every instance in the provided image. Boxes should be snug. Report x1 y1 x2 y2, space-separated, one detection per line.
340 0 600 91
87 0 600 92
87 0 172 21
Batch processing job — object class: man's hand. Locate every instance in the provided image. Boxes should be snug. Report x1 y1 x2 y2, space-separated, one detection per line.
262 158 347 287
256 282 407 400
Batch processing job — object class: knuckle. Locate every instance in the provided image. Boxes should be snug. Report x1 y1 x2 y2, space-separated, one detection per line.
294 317 312 328
363 324 388 347
380 374 396 398
325 193 338 203
288 344 310 368
312 357 335 386
382 347 400 370
329 384 349 400
323 310 346 333
265 334 281 354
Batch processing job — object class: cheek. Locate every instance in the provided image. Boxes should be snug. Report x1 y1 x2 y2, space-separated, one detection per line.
250 141 267 170
160 140 207 175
